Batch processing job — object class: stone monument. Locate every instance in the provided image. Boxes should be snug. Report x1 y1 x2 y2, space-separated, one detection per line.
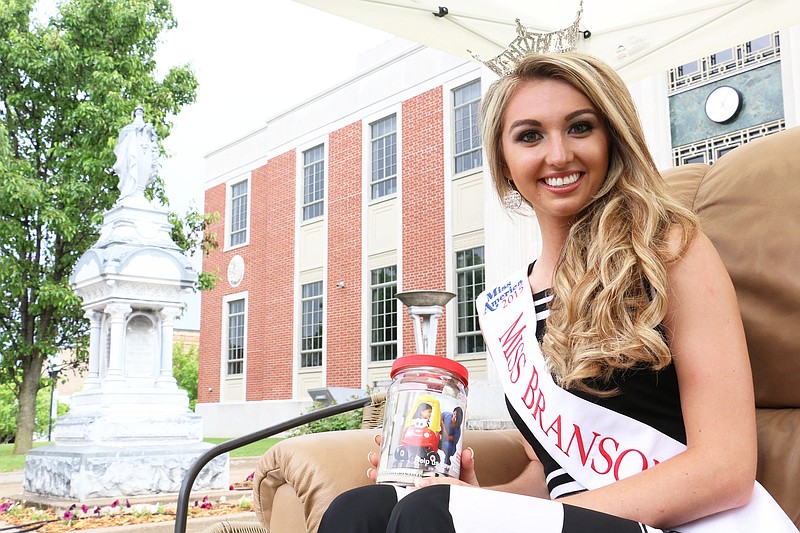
23 107 228 500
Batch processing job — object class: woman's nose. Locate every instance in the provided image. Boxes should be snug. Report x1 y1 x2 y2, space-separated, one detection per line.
545 136 571 167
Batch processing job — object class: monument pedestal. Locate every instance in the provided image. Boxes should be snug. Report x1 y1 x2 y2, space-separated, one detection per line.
24 110 228 500
24 442 227 500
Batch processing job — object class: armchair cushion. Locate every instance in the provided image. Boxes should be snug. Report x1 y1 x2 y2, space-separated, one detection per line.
254 429 530 533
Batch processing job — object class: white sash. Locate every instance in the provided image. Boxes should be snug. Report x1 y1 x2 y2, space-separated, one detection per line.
477 269 798 532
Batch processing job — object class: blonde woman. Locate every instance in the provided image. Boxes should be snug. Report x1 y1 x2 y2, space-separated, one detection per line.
319 52 795 533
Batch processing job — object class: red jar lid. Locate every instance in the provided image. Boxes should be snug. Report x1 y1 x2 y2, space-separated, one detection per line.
390 354 469 387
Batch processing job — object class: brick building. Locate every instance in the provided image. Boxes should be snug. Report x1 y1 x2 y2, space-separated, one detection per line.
198 31 799 436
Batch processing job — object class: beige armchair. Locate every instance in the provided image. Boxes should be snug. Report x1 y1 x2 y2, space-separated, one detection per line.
253 127 800 532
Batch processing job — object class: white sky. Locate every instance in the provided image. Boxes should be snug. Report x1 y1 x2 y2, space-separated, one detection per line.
156 0 392 215
152 1 393 328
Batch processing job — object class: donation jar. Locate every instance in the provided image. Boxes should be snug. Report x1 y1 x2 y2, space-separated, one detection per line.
376 354 469 486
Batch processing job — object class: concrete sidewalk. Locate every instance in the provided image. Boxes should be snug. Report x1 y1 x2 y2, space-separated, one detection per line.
0 457 265 533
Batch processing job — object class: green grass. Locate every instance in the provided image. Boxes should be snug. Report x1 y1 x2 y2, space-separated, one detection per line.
204 437 282 458
0 438 280 474
0 442 50 473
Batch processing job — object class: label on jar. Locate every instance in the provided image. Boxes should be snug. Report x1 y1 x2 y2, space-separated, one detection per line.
376 389 466 486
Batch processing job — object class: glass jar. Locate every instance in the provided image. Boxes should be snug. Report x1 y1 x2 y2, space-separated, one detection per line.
376 354 469 486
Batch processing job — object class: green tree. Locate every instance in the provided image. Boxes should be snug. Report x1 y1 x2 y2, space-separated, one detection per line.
0 0 201 454
0 378 69 444
173 341 198 411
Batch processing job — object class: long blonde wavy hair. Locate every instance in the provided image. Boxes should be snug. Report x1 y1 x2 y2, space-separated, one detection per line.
480 52 699 395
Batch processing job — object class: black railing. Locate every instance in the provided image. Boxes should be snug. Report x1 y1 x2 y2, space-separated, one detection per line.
174 394 382 533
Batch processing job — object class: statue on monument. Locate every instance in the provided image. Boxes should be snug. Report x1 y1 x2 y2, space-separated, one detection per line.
112 106 159 202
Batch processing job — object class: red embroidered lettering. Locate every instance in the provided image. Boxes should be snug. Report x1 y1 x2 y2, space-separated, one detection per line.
498 312 526 368
521 366 539 409
543 414 563 451
591 436 619 476
562 424 601 465
533 390 546 425
613 448 650 481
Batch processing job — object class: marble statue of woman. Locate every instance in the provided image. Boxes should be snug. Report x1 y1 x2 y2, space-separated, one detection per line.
112 106 159 203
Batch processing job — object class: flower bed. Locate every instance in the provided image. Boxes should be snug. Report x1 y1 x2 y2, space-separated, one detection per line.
0 493 254 533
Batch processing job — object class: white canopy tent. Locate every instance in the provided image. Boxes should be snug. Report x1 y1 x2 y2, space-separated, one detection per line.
291 0 799 81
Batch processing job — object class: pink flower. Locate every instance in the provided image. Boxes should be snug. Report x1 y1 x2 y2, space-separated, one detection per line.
125 499 131 508
111 499 119 508
94 507 101 516
68 504 77 511
81 504 89 514
63 511 74 521
229 485 235 491
0 502 12 513
246 472 255 482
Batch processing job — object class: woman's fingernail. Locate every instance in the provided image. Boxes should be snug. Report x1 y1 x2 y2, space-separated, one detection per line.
367 452 374 463
468 447 474 459
367 468 374 479
374 434 380 445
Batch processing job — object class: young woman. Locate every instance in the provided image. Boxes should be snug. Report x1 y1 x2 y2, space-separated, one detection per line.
318 52 795 533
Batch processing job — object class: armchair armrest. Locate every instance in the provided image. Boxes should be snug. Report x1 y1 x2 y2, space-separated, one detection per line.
254 428 529 533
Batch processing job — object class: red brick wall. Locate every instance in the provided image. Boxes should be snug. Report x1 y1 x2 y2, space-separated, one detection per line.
401 87 448 356
199 150 297 403
199 184 225 404
245 151 296 401
326 122 363 388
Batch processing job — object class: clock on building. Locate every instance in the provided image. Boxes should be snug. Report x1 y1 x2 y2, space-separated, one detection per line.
704 86 743 123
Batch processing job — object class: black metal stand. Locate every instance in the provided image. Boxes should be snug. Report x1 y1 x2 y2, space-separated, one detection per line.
174 394 379 533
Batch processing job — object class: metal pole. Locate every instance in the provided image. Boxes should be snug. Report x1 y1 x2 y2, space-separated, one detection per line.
173 393 384 533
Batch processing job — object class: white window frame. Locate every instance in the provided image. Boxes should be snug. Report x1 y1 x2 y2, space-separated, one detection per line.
455 246 486 356
221 292 248 379
369 265 398 363
300 280 324 368
369 114 398 201
301 143 326 222
451 79 483 176
224 176 250 251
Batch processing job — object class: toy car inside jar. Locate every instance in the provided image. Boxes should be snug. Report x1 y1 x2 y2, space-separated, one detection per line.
376 354 469 486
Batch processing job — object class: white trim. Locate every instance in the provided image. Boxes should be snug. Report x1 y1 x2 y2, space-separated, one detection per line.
220 291 248 402
223 174 251 252
363 105 402 205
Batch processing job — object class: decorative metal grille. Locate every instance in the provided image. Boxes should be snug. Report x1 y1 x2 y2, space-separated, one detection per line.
672 119 785 166
668 33 780 93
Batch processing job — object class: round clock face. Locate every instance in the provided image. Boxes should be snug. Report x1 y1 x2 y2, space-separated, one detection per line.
705 86 742 123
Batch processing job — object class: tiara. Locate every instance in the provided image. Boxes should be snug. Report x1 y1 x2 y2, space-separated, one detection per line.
470 1 584 77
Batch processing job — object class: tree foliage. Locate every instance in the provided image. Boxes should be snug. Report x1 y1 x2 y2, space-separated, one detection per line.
172 341 198 411
0 0 200 454
0 379 69 444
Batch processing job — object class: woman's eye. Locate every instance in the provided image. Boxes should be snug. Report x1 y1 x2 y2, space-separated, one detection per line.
519 131 542 143
569 122 593 134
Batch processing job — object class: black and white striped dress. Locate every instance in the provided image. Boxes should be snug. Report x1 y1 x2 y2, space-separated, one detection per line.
319 287 682 533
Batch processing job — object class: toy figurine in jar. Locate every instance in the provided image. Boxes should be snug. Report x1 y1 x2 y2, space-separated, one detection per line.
376 354 469 486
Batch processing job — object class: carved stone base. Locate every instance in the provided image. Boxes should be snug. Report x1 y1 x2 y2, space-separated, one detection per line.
23 442 228 500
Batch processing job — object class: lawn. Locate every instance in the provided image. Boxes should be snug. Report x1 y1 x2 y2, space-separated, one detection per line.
0 438 281 473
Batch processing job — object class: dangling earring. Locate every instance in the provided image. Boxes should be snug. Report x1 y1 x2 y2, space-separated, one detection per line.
503 179 522 210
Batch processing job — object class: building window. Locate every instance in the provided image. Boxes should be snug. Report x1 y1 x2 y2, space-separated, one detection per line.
226 299 246 375
229 180 248 247
453 80 482 174
370 115 397 200
456 247 486 355
668 32 780 93
300 281 323 368
303 144 325 221
370 266 398 362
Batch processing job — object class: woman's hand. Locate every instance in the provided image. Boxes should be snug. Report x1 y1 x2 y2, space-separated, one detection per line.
413 446 479 489
365 434 479 488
